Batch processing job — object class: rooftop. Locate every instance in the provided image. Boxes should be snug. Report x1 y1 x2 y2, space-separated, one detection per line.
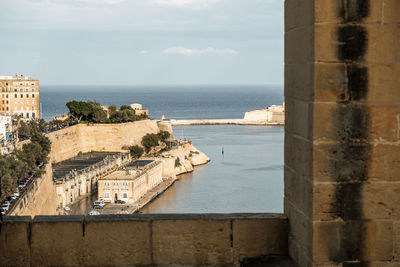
0 75 37 80
53 152 121 180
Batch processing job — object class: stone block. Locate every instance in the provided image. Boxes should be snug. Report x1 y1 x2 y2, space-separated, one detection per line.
285 0 313 30
315 0 383 24
368 63 400 101
313 102 399 143
315 24 398 64
285 26 313 64
362 182 400 220
313 220 393 262
284 201 313 255
83 215 151 266
314 62 346 101
312 183 338 221
232 217 288 262
285 98 313 139
31 216 84 267
0 217 30 267
152 217 232 265
284 134 313 178
284 167 313 219
394 221 400 260
285 63 313 101
288 235 313 267
384 0 400 23
368 144 400 181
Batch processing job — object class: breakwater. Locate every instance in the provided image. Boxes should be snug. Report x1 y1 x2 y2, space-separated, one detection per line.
170 119 283 126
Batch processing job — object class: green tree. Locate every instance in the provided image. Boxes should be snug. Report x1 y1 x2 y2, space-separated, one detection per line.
175 157 181 167
158 131 170 141
141 133 160 153
129 145 144 159
120 105 133 111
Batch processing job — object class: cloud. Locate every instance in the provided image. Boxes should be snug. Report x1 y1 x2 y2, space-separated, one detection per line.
139 50 148 54
163 46 237 56
154 0 220 8
74 0 126 5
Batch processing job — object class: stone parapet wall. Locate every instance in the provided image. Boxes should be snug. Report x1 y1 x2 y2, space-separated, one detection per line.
0 213 288 267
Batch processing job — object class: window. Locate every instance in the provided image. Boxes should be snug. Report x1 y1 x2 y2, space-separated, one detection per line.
26 100 29 104
123 193 128 198
32 112 35 118
14 89 17 92
32 94 35 98
14 101 17 105
113 182 118 190
14 94 17 98
104 182 109 189
26 113 30 118
122 182 128 189
20 100 23 104
20 94 23 98
32 100 35 104
32 88 35 91
25 88 29 92
32 107 35 111
26 94 29 98
20 89 23 92
104 192 110 198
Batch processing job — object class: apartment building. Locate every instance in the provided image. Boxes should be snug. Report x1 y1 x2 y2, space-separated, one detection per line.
0 75 40 119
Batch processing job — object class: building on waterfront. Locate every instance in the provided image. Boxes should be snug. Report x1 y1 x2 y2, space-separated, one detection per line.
98 160 163 204
129 103 149 116
0 75 40 119
53 152 130 209
0 114 13 154
243 102 285 125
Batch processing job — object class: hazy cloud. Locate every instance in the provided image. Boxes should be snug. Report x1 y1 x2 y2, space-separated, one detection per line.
154 0 221 8
163 46 237 56
139 50 148 54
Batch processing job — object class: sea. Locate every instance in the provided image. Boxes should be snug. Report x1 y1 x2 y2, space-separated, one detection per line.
41 85 284 213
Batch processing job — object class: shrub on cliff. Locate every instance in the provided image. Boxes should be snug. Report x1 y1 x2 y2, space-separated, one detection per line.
120 105 133 111
158 131 170 141
175 157 181 168
129 145 144 159
141 133 160 153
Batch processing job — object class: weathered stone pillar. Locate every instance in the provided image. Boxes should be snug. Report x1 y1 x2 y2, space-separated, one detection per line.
285 0 400 265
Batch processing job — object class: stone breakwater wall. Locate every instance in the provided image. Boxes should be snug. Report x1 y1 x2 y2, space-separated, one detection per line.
0 214 288 266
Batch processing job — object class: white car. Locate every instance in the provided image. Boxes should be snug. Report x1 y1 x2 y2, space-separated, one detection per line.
93 200 105 208
89 211 100 215
13 191 20 197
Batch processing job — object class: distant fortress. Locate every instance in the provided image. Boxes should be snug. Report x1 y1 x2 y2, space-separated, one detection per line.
170 103 285 126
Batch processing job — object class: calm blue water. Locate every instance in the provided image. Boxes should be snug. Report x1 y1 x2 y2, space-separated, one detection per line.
40 85 283 121
41 85 284 213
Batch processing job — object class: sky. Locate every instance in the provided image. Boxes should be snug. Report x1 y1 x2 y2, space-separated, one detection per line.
0 0 284 86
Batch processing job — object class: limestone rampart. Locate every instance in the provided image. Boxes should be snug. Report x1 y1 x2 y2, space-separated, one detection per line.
0 213 288 266
48 120 167 163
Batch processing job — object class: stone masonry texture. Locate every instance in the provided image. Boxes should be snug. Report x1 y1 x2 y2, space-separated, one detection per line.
285 0 400 266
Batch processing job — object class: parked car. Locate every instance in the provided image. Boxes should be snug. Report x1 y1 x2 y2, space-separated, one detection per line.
88 211 100 215
93 200 105 209
13 191 20 197
114 199 126 204
2 202 10 212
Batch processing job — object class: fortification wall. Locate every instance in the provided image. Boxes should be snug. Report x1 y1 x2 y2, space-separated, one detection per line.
9 163 58 216
48 120 165 163
0 214 288 266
